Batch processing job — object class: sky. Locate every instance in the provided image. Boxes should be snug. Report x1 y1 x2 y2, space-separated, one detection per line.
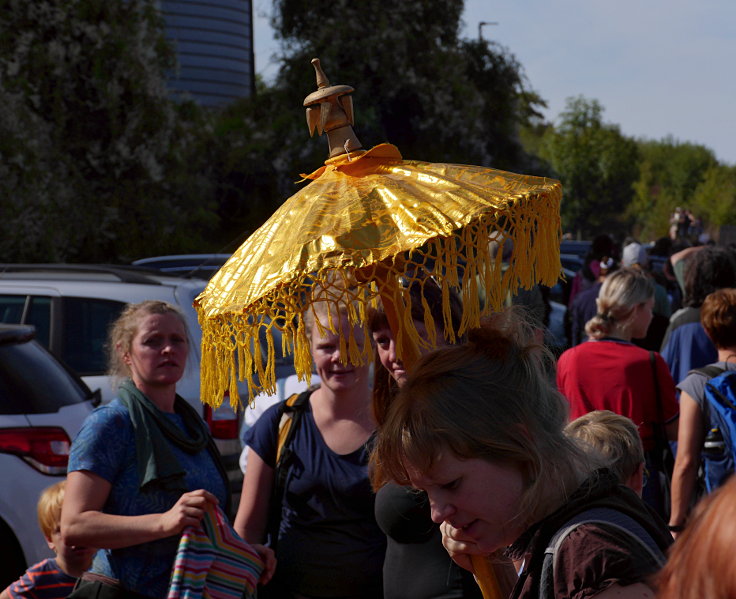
251 0 735 165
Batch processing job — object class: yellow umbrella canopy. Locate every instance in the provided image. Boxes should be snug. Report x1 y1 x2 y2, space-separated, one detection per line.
194 59 562 409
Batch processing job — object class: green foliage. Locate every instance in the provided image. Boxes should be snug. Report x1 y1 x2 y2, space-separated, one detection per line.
537 96 639 238
0 0 216 263
692 165 736 231
627 137 718 241
3 0 731 260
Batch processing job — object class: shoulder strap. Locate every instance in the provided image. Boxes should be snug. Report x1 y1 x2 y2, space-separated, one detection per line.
267 389 312 546
649 351 663 423
538 507 665 599
690 365 727 379
275 392 303 462
275 389 311 464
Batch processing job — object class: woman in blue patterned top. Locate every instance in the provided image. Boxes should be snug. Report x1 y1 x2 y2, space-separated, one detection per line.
62 301 272 599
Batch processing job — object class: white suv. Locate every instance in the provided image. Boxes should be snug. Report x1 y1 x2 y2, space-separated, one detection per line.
0 265 244 508
0 323 96 588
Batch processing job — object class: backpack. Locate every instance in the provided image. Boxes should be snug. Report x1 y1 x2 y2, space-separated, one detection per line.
692 366 736 492
265 389 312 546
538 507 665 599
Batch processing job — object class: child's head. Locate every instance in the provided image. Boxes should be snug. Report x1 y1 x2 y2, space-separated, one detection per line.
565 410 645 495
38 480 96 577
37 480 66 541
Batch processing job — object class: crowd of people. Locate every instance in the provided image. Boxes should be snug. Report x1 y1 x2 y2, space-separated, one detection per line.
5 235 736 599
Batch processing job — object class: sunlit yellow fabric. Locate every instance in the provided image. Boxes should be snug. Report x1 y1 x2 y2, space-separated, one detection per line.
195 144 562 408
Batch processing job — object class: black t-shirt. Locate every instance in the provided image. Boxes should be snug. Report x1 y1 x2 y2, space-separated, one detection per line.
375 482 482 599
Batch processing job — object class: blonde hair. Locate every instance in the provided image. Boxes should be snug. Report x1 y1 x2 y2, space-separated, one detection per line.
300 274 373 370
657 476 736 599
565 411 644 485
372 310 601 524
585 268 654 339
37 480 66 539
107 300 188 385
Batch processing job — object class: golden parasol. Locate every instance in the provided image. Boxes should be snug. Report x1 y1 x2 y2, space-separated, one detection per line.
195 58 561 407
195 59 561 598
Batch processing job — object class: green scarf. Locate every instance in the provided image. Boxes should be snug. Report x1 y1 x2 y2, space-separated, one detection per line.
117 380 231 514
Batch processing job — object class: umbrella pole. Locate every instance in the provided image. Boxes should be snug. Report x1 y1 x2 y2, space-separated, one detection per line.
377 277 512 599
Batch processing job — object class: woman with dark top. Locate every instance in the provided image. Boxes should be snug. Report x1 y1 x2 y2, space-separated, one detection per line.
373 312 673 599
369 282 481 599
62 301 270 599
234 298 385 599
556 267 679 516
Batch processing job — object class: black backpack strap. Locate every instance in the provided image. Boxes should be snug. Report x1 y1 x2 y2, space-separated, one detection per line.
267 388 312 546
538 507 665 599
275 389 311 468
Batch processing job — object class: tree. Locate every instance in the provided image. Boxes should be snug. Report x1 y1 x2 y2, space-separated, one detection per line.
691 164 736 233
283 2 543 159
0 0 216 262
627 137 718 241
537 96 639 239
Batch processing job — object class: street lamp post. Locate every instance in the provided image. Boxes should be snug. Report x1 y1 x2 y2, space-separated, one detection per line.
478 20 499 41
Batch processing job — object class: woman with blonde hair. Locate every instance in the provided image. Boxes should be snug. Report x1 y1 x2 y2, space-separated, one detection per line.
557 267 679 516
657 475 736 599
234 297 385 598
62 301 268 599
373 313 672 599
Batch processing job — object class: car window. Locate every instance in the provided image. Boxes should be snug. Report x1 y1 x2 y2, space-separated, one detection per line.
0 295 27 324
26 296 52 347
0 339 88 414
0 294 53 347
60 298 126 375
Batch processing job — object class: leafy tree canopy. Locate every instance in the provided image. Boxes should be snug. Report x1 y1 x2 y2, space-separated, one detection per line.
537 96 639 239
627 137 718 241
0 0 216 262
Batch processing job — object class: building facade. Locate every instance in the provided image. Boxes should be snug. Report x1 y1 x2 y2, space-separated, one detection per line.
160 0 255 106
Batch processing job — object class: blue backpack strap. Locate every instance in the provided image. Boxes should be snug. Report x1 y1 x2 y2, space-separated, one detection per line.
538 508 665 599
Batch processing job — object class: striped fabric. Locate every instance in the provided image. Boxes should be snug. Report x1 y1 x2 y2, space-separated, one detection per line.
168 504 263 599
6 558 76 599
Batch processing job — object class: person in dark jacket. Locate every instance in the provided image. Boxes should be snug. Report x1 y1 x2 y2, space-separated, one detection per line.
373 311 672 599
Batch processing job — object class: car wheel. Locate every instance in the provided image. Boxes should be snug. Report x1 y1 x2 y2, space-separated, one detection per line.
0 519 27 589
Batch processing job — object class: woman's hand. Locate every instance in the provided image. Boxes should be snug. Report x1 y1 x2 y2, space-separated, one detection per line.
440 521 485 572
251 544 276 585
160 489 219 536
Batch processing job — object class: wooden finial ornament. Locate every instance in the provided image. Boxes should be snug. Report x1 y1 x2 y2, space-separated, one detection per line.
304 58 363 159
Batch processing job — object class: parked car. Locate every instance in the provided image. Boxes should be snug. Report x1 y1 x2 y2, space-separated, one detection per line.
560 239 592 261
132 254 231 280
0 264 244 507
0 323 97 588
560 252 585 273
